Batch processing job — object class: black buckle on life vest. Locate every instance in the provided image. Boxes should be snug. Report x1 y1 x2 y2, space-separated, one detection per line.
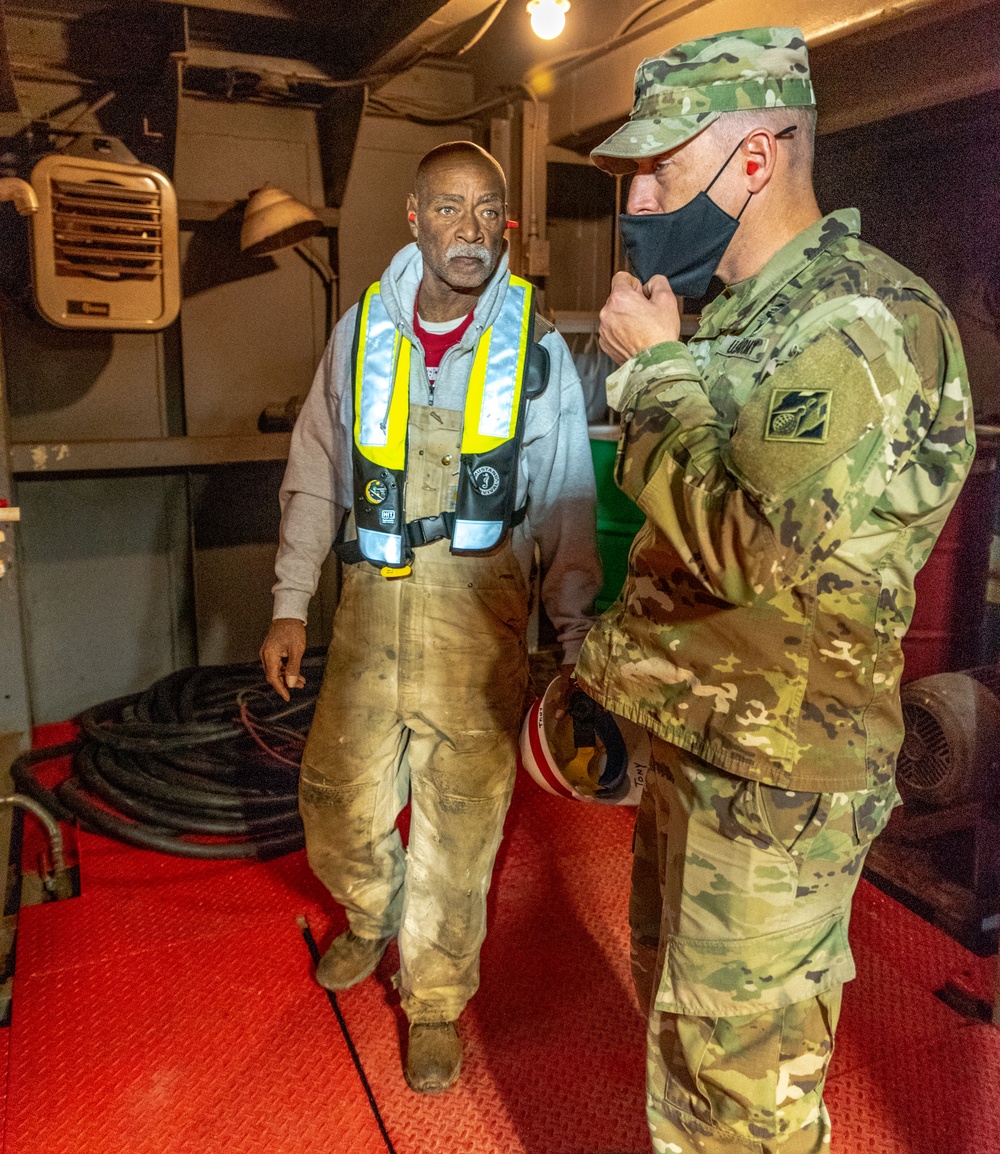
407 511 455 548
335 505 529 565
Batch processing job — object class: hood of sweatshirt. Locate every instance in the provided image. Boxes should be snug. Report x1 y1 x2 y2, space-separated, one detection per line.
377 242 512 355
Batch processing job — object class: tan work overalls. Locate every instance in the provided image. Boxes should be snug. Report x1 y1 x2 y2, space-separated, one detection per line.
299 404 530 1024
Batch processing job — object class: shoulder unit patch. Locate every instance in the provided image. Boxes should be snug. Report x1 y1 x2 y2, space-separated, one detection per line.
765 388 832 443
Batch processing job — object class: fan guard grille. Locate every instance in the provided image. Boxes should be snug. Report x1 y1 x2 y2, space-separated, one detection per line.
899 701 953 797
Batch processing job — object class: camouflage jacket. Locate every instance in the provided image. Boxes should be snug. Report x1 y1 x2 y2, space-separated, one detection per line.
576 210 974 791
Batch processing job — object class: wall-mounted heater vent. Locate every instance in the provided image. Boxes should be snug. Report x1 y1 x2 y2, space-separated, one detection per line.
29 150 180 331
51 178 162 280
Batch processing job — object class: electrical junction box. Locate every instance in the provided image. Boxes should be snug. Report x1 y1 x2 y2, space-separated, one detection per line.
28 146 180 331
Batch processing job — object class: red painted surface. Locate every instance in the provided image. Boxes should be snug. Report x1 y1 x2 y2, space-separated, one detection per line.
3 760 999 1153
0 1030 7 1151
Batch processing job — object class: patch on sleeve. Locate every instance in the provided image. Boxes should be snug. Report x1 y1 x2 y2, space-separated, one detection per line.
765 389 832 443
727 332 885 504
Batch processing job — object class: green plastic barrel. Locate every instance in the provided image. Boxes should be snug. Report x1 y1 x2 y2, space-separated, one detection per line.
590 426 645 613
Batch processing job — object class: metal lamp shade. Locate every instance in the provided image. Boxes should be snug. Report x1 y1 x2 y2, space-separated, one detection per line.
240 187 323 256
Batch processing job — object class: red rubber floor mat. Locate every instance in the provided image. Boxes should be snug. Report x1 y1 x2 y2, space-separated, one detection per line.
4 762 999 1154
0 1027 8 1149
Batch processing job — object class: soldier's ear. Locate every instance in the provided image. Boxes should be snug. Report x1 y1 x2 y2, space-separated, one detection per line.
743 129 774 190
406 194 419 238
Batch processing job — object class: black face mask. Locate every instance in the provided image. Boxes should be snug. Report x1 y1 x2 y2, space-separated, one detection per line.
617 126 795 298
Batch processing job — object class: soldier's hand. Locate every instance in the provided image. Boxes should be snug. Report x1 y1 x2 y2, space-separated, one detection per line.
260 617 308 701
599 271 681 365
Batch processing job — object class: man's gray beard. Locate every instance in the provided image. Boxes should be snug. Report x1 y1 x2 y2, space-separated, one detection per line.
446 243 491 266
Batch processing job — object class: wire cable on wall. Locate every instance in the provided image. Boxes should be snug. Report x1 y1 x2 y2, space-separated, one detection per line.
453 0 509 56
366 83 528 126
12 655 327 860
369 1 714 128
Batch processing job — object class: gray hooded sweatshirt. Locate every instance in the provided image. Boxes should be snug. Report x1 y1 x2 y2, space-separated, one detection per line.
273 243 602 663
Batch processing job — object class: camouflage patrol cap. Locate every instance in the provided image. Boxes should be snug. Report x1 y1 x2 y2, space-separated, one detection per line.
591 27 815 174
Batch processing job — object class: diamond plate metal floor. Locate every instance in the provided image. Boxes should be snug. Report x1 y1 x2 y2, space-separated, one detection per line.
3 732 998 1154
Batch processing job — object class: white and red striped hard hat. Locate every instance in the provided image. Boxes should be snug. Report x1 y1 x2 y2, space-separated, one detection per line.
519 677 650 805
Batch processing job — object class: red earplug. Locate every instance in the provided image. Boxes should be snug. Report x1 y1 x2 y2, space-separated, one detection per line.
746 161 760 176
506 219 519 229
408 211 416 222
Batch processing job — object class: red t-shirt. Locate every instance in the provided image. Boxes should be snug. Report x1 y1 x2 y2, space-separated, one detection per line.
413 307 475 395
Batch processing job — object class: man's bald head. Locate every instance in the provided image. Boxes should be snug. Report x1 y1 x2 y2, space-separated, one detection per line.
407 142 508 300
415 141 506 202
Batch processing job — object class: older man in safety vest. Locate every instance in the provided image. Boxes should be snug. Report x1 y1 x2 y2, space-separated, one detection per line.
575 27 973 1154
261 141 601 1093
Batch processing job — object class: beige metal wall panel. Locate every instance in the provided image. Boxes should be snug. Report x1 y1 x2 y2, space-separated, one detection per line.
0 327 30 741
178 228 324 436
14 473 195 724
2 7 73 75
193 539 280 665
192 541 340 664
189 462 283 667
196 542 343 669
544 0 992 147
173 98 325 206
375 59 477 114
188 461 339 665
2 299 171 442
547 216 613 313
174 97 326 437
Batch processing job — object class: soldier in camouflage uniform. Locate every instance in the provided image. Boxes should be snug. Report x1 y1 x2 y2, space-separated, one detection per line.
576 27 974 1153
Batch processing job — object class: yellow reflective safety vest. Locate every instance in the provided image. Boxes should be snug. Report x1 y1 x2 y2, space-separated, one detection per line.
350 274 544 571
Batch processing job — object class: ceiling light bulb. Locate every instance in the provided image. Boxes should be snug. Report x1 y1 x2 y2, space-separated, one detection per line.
527 0 569 40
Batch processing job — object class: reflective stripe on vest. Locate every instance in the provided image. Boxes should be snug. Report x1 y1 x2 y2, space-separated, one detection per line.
351 275 533 567
352 286 411 566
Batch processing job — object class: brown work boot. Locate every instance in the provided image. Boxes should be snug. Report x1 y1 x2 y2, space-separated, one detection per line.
404 1021 462 1093
315 930 391 991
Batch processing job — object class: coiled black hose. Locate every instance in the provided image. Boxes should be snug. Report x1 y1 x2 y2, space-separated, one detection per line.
11 653 327 860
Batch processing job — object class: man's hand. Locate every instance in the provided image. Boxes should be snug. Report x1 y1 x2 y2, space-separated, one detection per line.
553 662 577 720
599 271 681 366
260 618 307 701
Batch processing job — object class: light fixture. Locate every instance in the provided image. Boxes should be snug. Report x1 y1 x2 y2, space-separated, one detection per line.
240 186 322 257
527 0 569 40
241 185 338 341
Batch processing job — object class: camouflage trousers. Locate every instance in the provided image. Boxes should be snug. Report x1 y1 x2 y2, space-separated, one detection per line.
630 737 899 1152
